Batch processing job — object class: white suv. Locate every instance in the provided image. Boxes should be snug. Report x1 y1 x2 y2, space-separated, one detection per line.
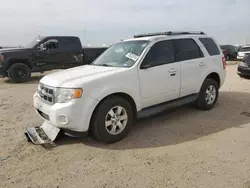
26 31 226 144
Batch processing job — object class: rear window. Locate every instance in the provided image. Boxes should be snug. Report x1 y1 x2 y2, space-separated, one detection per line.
239 47 250 52
199 38 220 56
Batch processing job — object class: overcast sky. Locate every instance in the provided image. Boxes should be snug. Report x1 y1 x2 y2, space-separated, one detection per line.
0 0 250 46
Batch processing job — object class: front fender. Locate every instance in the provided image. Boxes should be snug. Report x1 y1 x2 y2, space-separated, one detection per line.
89 85 141 111
6 58 32 70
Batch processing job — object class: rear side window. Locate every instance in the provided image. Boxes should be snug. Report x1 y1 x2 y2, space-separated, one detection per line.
199 38 220 56
59 37 81 50
174 39 203 61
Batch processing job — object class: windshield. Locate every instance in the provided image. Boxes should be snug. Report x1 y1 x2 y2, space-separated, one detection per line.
239 47 250 52
92 40 149 68
25 37 44 48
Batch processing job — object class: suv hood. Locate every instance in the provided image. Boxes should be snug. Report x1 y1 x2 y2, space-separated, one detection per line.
40 65 124 88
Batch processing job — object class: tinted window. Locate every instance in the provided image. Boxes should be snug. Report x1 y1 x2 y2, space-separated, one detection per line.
174 39 203 61
199 38 220 56
239 47 250 52
142 40 175 68
59 37 81 50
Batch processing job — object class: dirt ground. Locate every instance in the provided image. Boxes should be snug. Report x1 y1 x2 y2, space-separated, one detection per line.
1 64 250 188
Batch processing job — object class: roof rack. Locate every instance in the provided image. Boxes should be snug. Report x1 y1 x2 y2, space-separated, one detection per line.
134 31 205 38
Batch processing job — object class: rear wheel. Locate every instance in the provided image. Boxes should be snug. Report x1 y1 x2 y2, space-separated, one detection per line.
8 63 31 83
196 78 219 110
91 96 134 143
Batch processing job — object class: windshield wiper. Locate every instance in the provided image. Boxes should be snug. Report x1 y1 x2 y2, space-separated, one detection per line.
94 63 113 67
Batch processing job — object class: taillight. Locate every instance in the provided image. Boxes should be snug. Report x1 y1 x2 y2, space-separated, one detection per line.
222 57 226 69
0 55 4 61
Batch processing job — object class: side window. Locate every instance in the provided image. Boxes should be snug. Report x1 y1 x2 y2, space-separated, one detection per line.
174 39 204 61
59 38 81 50
141 40 175 68
44 39 59 51
199 38 220 56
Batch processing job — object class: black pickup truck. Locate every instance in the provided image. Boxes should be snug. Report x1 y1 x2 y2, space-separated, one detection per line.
0 36 107 83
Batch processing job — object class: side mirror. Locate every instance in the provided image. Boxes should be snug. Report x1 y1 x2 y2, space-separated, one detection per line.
141 63 152 69
38 44 46 51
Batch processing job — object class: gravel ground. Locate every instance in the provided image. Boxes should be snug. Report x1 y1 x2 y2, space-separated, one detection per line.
1 64 250 188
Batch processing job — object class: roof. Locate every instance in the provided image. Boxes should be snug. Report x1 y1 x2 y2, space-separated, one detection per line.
41 36 79 39
122 31 208 42
123 34 209 42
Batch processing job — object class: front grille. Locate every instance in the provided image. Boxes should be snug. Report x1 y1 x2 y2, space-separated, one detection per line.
38 84 55 104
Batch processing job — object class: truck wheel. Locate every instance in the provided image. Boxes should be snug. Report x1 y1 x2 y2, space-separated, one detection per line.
196 78 219 110
226 55 230 61
91 96 134 143
8 63 31 83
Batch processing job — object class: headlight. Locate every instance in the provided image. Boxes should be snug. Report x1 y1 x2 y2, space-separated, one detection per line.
55 88 82 103
239 61 247 67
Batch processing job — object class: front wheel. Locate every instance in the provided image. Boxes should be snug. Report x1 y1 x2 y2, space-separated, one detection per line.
196 79 219 110
8 63 31 83
91 96 134 143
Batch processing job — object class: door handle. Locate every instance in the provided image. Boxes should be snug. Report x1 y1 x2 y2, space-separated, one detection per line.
169 68 177 73
199 62 205 66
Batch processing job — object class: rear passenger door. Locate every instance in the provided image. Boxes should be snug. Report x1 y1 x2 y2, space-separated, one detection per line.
59 37 83 68
173 38 205 97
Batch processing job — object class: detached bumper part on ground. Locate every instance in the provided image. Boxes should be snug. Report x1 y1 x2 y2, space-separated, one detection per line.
25 121 60 145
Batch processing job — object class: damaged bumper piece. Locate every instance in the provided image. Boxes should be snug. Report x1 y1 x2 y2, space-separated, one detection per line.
25 121 60 145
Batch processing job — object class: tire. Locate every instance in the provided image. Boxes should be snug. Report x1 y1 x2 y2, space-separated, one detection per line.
226 55 230 61
196 78 219 110
8 63 31 83
91 96 134 143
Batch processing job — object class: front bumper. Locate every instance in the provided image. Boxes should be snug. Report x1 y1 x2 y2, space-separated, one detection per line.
33 92 99 132
25 121 61 145
237 66 250 77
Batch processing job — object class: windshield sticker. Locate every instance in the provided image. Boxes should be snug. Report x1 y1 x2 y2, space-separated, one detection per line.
125 53 139 62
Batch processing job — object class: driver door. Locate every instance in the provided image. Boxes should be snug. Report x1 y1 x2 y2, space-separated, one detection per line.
138 40 181 108
33 39 62 70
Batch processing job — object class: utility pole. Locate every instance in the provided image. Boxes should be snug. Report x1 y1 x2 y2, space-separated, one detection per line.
83 28 87 45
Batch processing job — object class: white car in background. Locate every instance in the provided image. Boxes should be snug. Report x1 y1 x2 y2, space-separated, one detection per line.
237 45 250 60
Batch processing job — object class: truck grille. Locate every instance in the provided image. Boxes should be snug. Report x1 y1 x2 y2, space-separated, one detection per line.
38 84 55 103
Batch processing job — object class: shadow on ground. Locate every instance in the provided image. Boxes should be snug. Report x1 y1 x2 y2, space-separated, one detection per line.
53 91 250 150
4 75 44 85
